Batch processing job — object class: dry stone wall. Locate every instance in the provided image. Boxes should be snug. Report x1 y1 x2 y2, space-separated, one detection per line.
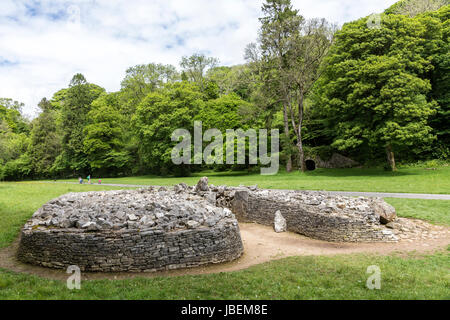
17 188 244 272
193 180 398 243
227 189 398 242
18 178 401 273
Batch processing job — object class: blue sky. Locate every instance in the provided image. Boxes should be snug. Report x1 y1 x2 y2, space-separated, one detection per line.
0 0 398 117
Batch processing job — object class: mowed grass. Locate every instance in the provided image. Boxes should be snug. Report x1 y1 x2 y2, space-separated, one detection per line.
0 251 449 300
386 198 450 226
0 181 448 300
60 166 450 194
0 182 132 249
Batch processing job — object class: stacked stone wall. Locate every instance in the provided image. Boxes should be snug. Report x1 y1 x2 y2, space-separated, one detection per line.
18 220 242 272
229 189 397 242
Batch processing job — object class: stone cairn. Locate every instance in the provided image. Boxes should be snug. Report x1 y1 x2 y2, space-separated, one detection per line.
191 179 399 243
17 186 244 272
18 177 402 273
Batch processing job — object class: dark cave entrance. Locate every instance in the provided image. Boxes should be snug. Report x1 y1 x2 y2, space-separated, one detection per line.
305 160 316 171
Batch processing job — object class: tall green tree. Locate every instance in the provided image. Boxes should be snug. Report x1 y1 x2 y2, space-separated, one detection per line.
83 93 132 176
314 14 438 170
386 0 448 17
0 98 29 134
284 18 335 172
207 65 257 101
132 81 206 175
29 98 62 177
0 99 31 180
427 5 450 155
120 63 179 115
252 0 303 172
180 53 219 91
59 74 104 175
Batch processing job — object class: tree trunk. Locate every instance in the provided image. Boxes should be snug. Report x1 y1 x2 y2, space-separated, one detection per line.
283 104 293 172
297 93 306 172
386 145 397 172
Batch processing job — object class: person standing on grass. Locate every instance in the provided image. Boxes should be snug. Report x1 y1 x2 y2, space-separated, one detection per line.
79 177 83 184
87 175 91 184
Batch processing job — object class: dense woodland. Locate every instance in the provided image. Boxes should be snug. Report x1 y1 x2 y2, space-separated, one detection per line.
0 0 449 180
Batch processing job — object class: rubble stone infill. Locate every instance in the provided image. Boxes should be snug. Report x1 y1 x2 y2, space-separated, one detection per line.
188 179 399 243
19 177 428 273
17 188 244 272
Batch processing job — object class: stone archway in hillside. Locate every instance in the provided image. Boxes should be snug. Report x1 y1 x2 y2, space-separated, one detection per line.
305 159 316 171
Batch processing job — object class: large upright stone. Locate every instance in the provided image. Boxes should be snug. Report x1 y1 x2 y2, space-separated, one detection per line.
274 210 287 233
371 198 397 224
195 177 210 193
231 189 249 220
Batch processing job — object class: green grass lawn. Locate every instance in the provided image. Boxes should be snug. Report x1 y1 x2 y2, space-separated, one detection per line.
0 182 131 249
0 181 448 300
386 198 450 226
0 251 448 300
59 166 450 194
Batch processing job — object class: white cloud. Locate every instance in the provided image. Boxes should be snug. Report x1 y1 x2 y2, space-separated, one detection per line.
0 0 398 117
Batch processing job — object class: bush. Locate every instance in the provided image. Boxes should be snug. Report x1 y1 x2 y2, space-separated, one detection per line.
0 163 4 181
304 146 334 161
2 154 33 180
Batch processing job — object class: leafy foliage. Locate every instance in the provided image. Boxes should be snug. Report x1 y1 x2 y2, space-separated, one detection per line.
83 93 132 175
312 12 445 169
0 1 448 180
133 82 206 175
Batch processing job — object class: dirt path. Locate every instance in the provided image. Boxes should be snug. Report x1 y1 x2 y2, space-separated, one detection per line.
1 222 448 281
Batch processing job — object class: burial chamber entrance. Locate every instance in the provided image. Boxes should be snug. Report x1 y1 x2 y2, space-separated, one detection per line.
305 160 316 171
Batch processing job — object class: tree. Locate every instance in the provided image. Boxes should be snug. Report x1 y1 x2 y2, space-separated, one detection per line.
255 0 335 172
206 65 256 100
427 5 450 155
313 14 438 170
0 98 29 134
0 100 31 180
387 0 448 17
180 53 219 91
83 93 131 175
60 74 104 175
253 0 303 172
132 82 206 175
29 98 62 177
285 18 335 172
120 63 179 115
199 93 252 131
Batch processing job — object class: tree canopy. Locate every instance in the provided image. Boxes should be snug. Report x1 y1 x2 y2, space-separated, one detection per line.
0 0 448 180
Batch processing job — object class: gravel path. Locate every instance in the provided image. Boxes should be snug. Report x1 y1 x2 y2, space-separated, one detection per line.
48 181 450 200
305 190 450 200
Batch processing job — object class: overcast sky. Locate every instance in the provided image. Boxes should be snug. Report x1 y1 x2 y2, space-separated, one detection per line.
0 0 398 117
